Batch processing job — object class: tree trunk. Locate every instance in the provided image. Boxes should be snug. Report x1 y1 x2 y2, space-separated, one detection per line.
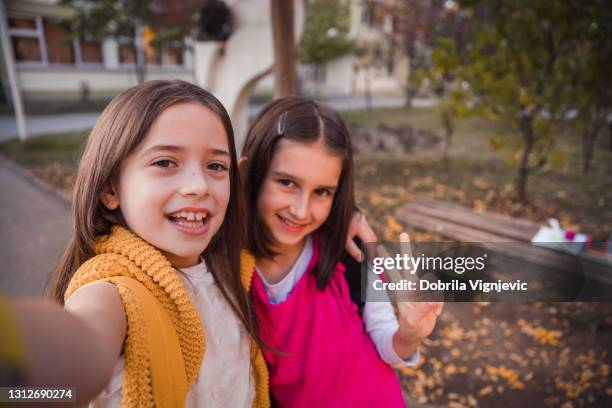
271 0 297 98
404 78 416 108
364 66 372 110
608 122 612 152
516 112 535 203
135 57 146 85
405 86 413 108
582 124 599 174
442 110 453 170
133 31 146 85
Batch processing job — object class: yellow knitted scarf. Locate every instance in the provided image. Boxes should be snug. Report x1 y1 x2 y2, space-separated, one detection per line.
64 225 269 407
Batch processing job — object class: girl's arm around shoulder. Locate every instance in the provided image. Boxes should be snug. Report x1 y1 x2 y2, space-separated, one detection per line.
12 283 126 405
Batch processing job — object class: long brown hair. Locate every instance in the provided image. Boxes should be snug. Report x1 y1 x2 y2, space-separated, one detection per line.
48 80 259 342
241 96 355 289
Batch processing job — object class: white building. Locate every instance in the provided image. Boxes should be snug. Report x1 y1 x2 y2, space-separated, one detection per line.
295 0 409 98
0 0 194 104
0 0 406 106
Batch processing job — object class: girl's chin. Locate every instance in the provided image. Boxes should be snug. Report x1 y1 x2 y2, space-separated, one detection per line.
160 249 204 268
273 232 307 249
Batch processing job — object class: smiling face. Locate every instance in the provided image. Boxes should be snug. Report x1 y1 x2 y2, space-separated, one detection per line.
101 102 231 268
256 139 343 255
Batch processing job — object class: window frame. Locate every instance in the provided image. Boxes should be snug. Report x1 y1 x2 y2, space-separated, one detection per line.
8 14 104 68
8 15 47 66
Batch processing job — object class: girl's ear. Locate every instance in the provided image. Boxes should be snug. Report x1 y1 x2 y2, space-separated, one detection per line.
100 184 119 210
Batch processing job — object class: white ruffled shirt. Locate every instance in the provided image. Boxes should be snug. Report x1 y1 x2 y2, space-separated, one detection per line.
66 261 255 408
256 235 420 367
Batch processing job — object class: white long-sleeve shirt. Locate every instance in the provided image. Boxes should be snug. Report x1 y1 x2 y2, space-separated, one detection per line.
255 235 420 367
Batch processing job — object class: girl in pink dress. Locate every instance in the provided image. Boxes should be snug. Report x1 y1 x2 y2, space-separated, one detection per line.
240 96 443 407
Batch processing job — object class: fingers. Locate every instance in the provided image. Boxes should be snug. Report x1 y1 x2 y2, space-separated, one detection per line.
425 302 443 316
346 211 380 262
400 302 443 328
399 231 414 277
346 238 363 263
347 212 360 239
375 243 402 305
433 302 444 316
357 214 378 243
346 212 365 262
399 231 411 252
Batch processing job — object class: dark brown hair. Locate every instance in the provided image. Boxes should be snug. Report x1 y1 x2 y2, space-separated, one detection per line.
48 80 260 343
241 96 355 289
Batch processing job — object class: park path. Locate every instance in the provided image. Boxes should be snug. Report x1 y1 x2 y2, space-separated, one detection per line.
0 159 71 296
0 96 435 141
0 112 100 143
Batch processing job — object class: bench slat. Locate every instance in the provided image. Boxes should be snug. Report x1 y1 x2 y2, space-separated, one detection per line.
406 199 540 242
395 206 517 243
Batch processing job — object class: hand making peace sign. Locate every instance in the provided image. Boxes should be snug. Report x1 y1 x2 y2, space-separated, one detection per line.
377 232 444 358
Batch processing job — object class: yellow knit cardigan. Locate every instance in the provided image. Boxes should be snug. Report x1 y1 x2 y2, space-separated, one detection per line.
65 225 269 408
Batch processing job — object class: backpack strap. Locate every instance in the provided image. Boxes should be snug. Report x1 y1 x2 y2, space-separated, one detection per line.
341 238 367 317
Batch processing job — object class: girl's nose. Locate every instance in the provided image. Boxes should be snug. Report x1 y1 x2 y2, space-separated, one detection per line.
289 194 309 220
179 170 209 197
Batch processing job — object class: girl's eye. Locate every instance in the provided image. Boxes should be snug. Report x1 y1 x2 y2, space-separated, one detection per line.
279 179 295 188
208 162 229 172
315 188 332 197
153 159 177 168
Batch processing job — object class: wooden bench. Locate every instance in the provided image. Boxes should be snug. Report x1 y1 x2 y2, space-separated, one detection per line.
396 198 539 243
395 198 612 291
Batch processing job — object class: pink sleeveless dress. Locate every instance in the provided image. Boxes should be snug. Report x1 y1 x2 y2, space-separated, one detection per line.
252 236 406 407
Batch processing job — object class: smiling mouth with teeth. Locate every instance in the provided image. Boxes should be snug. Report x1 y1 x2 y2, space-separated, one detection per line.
167 211 209 228
277 215 307 228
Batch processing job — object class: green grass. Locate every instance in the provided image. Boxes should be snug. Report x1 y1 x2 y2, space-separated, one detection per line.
0 131 88 195
0 131 88 166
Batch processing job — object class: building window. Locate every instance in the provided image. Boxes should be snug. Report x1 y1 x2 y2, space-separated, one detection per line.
161 46 183 65
8 15 103 67
11 37 42 62
79 40 103 64
44 20 75 64
118 28 137 64
145 44 183 66
8 16 43 63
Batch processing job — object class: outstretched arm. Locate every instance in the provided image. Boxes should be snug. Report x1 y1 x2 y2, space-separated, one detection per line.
3 284 126 406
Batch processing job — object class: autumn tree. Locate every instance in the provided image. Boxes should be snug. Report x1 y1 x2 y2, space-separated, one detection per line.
437 0 583 202
298 0 354 65
412 4 471 168
297 0 354 96
563 2 612 173
390 0 470 106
